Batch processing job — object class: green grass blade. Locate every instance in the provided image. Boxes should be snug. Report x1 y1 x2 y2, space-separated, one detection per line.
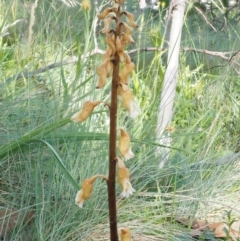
0 117 71 159
30 139 79 190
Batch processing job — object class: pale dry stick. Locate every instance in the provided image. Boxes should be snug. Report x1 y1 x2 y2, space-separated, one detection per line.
194 6 217 32
27 0 39 51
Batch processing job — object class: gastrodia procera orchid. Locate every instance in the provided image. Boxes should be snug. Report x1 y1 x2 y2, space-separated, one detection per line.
96 59 110 88
75 174 107 208
71 100 101 122
100 16 115 34
105 32 116 55
119 227 132 241
121 22 134 45
117 158 135 198
118 128 134 160
118 83 141 119
122 11 138 28
97 7 114 19
119 53 135 84
116 36 125 62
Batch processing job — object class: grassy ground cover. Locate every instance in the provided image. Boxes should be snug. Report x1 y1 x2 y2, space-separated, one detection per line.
0 0 240 240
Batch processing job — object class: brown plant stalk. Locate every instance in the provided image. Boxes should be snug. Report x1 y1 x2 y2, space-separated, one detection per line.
107 6 122 241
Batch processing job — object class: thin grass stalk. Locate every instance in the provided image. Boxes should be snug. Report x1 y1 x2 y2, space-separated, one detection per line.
108 7 122 241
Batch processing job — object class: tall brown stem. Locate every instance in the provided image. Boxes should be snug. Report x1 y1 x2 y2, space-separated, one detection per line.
108 7 121 241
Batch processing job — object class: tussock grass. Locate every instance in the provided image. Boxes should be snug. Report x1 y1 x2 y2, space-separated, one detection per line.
1 0 240 240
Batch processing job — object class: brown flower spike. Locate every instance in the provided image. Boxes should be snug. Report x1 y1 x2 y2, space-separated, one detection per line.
117 158 135 197
118 128 134 160
71 100 101 122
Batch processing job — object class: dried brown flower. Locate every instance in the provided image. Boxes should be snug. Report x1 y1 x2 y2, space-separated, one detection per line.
97 7 114 19
71 100 101 122
105 32 116 55
119 53 135 84
122 11 138 28
118 86 140 119
119 227 132 241
118 129 134 160
117 158 135 197
116 36 125 62
100 16 116 34
75 174 107 208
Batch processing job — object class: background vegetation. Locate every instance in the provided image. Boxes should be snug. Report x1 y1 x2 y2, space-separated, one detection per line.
0 0 239 240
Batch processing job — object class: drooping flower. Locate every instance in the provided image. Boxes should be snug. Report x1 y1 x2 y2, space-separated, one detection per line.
121 22 134 46
71 100 101 122
105 32 116 56
118 128 134 160
117 82 128 96
119 53 135 84
97 7 115 19
75 174 107 208
116 36 125 62
117 157 135 198
122 90 141 118
119 227 132 241
118 83 141 119
122 11 138 28
96 59 109 88
100 16 116 34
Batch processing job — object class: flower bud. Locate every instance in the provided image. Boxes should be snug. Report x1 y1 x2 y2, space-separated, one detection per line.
82 0 91 10
118 129 134 160
71 100 101 122
119 227 132 241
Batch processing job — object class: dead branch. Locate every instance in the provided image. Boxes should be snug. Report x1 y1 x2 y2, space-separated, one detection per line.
194 6 217 32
